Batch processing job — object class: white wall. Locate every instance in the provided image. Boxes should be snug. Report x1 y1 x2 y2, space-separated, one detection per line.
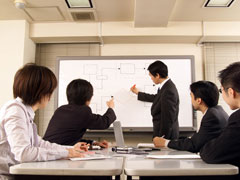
0 20 36 107
23 21 36 64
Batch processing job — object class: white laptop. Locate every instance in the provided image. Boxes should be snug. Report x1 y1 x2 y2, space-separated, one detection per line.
113 121 160 153
113 121 125 147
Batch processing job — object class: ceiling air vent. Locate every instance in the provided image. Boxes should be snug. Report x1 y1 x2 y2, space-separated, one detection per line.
71 12 95 21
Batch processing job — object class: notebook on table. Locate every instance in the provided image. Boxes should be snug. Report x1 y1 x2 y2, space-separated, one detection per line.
70 154 111 161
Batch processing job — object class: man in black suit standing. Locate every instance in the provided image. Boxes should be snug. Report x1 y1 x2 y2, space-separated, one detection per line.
153 81 228 153
130 60 179 140
200 62 240 168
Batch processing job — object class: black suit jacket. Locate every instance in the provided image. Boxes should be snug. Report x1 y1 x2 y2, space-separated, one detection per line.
200 109 240 167
168 105 228 153
138 79 179 139
43 104 116 146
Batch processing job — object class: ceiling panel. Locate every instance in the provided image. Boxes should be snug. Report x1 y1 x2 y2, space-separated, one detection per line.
1 0 240 24
170 0 240 21
134 0 176 27
94 0 135 21
25 7 65 21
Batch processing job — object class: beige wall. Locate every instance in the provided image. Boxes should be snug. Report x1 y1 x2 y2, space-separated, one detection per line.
30 21 240 44
101 43 203 80
0 20 36 107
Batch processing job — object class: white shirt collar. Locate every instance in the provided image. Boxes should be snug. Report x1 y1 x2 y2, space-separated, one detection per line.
203 108 208 116
158 77 170 89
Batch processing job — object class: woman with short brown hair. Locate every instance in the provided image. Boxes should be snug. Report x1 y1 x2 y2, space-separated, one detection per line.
0 63 87 179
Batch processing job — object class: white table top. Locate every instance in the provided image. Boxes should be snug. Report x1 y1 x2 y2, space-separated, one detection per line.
9 148 239 177
10 157 123 176
124 149 239 176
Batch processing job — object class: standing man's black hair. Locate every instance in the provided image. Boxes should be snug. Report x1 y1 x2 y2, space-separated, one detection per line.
190 81 219 108
67 79 93 105
147 60 168 78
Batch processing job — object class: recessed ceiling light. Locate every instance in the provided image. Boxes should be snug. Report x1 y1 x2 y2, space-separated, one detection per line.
204 0 234 7
65 0 92 8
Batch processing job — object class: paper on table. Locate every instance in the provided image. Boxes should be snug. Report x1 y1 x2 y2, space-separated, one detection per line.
146 154 200 159
70 155 111 161
137 143 155 148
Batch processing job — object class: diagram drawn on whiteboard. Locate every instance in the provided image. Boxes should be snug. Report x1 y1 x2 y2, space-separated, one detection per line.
58 58 194 129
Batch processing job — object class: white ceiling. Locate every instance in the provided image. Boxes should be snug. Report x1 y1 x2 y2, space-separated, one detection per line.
1 0 240 27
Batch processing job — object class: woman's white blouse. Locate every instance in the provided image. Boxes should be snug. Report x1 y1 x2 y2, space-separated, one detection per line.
0 97 68 175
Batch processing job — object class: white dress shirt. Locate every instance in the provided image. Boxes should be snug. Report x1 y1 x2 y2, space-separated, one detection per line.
0 97 69 176
158 77 170 90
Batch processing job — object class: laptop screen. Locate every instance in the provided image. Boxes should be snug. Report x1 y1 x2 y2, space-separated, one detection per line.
113 121 125 147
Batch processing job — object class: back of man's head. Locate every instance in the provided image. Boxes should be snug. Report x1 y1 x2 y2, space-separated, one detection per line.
218 62 240 93
147 60 168 78
67 79 93 105
190 81 219 108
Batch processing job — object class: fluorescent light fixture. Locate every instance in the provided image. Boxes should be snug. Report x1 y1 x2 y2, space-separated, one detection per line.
65 0 92 8
204 0 234 7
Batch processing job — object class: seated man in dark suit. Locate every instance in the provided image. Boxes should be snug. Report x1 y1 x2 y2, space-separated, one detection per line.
200 62 240 167
44 79 116 148
153 81 228 153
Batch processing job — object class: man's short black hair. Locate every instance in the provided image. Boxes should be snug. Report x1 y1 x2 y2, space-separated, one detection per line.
218 62 240 93
147 60 168 78
190 81 219 108
67 79 93 105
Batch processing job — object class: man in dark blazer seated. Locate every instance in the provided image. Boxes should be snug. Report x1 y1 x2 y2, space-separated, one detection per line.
153 81 228 153
44 79 116 148
200 62 240 168
130 60 179 140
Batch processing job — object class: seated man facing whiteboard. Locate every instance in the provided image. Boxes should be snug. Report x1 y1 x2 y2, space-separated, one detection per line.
130 60 179 140
153 81 228 153
44 79 116 148
200 62 240 168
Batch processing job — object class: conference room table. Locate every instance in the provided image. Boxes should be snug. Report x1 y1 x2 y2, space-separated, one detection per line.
124 148 239 180
10 148 123 180
10 147 239 180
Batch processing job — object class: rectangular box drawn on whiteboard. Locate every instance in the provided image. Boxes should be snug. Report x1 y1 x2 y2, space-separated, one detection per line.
120 63 135 74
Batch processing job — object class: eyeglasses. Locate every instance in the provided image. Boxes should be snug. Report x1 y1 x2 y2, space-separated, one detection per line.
219 87 230 94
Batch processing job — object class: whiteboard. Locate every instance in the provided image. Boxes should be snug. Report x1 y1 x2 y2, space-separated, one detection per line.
56 56 195 131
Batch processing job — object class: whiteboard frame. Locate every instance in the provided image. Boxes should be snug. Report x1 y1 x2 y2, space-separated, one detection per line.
55 56 196 132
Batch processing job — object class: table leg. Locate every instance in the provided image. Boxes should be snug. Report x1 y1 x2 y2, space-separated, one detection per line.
126 176 132 180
